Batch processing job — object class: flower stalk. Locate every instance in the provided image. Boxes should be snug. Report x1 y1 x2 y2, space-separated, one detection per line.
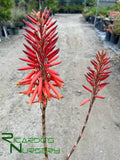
65 50 112 160
41 104 48 160
17 7 63 160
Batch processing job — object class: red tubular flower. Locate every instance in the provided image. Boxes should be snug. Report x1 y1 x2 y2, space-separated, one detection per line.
81 50 112 105
17 8 64 106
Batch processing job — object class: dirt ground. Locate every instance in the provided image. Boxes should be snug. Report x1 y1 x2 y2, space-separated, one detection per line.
0 14 120 160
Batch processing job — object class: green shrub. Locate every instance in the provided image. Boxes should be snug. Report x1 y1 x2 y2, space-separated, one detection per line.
109 0 120 11
12 8 27 27
0 0 14 23
114 16 120 35
82 7 96 18
98 6 109 16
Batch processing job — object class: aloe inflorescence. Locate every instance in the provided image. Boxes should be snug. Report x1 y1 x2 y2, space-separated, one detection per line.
17 7 63 106
65 50 112 160
17 7 63 160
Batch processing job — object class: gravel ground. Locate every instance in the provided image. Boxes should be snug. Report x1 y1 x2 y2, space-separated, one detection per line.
0 14 120 160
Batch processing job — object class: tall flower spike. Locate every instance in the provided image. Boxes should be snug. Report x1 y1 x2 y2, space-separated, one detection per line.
80 50 112 106
17 8 64 160
65 50 112 160
17 8 64 106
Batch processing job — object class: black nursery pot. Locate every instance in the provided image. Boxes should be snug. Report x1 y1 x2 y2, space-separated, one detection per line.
105 32 111 41
7 28 13 35
0 26 2 38
110 34 119 44
88 16 92 23
117 35 120 49
12 27 19 35
85 16 90 22
99 20 105 32
91 16 95 24
95 18 101 30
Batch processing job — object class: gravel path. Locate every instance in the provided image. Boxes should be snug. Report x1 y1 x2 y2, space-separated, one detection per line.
0 14 120 160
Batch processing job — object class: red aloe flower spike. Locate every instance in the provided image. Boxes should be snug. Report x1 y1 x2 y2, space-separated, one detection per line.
17 8 63 160
65 50 112 160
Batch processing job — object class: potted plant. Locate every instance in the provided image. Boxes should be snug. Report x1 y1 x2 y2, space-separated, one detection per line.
0 0 14 39
103 10 120 41
97 7 109 31
104 19 120 44
104 19 111 41
82 7 91 22
6 21 14 35
11 9 20 35
108 22 119 44
114 17 120 48
11 19 19 35
87 7 96 24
